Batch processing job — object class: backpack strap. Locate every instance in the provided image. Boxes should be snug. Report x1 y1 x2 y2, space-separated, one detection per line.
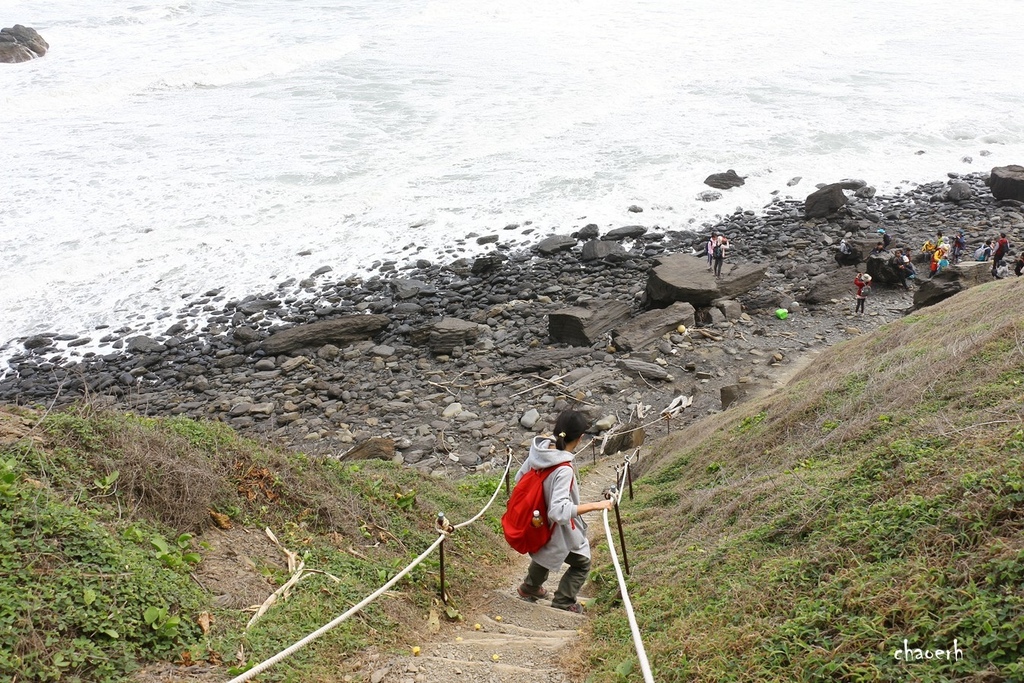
536 461 574 485
536 462 575 527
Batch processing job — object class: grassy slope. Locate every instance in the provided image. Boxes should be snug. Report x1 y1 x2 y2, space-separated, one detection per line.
0 405 511 682
582 277 1024 682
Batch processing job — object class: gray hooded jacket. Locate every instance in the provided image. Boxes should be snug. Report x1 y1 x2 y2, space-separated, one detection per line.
514 435 590 572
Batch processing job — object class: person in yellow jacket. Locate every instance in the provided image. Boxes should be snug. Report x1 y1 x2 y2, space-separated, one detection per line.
931 243 949 277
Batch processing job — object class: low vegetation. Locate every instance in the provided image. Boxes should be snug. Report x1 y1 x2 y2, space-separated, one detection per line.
582 277 1024 682
8 278 1024 682
0 404 510 681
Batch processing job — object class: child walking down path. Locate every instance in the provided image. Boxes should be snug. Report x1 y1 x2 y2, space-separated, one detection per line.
515 411 613 613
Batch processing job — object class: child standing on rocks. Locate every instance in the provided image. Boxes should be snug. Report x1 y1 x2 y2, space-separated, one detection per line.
515 410 613 613
854 273 871 315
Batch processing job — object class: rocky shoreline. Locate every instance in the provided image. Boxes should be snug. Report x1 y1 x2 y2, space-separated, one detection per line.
2 171 1022 476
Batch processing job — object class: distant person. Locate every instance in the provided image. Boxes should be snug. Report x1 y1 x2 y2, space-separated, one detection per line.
951 230 967 264
854 273 871 315
975 241 993 261
891 249 914 289
929 244 943 278
836 238 857 266
933 242 950 276
706 232 717 271
877 228 892 249
712 235 729 278
992 232 1010 278
922 237 938 258
514 410 613 613
1015 253 1024 277
870 241 886 256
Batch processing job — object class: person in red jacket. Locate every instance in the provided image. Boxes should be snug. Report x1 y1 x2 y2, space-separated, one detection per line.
854 273 871 315
992 232 1010 278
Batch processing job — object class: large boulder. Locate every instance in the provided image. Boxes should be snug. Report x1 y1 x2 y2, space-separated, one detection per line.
0 25 48 63
261 315 389 355
834 237 880 267
645 253 766 307
471 251 508 274
704 170 745 190
548 300 632 347
913 261 993 309
603 422 646 455
603 225 648 240
945 182 974 202
804 184 849 219
866 250 903 284
535 235 578 255
799 268 859 305
422 317 479 355
580 239 626 262
612 302 695 352
341 438 395 462
506 348 593 374
989 165 1024 202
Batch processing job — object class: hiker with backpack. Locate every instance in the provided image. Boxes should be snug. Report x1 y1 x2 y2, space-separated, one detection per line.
712 235 729 278
854 273 871 315
975 240 993 262
506 410 613 613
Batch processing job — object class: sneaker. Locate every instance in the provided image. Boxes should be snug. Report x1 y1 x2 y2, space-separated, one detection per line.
517 583 548 601
552 602 584 614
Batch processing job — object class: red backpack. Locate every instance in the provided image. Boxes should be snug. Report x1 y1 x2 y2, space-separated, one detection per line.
501 463 572 554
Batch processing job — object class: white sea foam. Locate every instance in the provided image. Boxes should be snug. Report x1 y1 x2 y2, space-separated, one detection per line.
2 0 1024 362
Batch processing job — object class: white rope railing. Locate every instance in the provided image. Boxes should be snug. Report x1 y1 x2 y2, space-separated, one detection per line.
454 446 518 530
226 450 517 683
601 450 655 683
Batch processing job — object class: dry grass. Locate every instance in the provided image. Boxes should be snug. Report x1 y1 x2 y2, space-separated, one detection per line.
4 402 513 682
580 277 1024 682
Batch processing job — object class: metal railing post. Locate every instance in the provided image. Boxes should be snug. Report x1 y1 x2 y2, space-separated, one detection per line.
436 513 451 604
504 446 512 499
613 501 631 576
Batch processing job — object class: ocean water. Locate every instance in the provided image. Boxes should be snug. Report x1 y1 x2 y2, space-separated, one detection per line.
3 0 1024 358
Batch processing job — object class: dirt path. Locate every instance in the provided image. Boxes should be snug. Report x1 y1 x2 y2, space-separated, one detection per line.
367 454 624 683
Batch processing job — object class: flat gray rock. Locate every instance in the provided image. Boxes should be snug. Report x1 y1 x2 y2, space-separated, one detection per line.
548 300 631 347
261 315 389 355
535 235 578 255
645 254 766 307
913 260 993 309
612 302 695 352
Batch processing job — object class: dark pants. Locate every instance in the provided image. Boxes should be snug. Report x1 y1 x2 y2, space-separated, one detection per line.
713 256 724 277
993 256 1006 277
524 552 591 609
855 296 866 314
